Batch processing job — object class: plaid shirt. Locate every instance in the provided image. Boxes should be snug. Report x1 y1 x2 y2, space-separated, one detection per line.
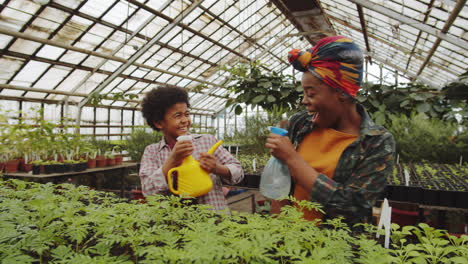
288 104 395 224
139 134 244 210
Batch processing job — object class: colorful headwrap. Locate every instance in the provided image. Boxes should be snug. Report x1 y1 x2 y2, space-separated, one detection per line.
288 36 363 97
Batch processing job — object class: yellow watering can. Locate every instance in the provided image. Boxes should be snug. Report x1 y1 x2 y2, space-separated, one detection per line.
167 140 224 197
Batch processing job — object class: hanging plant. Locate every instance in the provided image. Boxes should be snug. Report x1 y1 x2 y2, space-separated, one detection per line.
223 61 303 115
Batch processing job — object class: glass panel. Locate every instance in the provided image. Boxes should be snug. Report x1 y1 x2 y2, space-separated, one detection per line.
53 69 89 92
102 1 136 26
12 61 49 84
0 59 23 82
79 0 114 19
9 39 42 55
0 3 34 31
35 67 71 89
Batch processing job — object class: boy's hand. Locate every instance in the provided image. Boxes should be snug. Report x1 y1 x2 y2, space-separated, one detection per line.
170 140 193 165
198 153 218 173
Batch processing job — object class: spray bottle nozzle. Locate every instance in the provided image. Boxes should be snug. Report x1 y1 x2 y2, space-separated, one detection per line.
269 126 288 136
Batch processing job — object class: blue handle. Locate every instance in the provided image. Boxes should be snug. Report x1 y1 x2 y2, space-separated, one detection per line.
270 126 288 136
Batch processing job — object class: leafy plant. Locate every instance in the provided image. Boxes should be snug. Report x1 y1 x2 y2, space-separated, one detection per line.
357 80 467 127
0 179 467 263
89 91 139 106
223 111 287 155
223 61 303 115
123 128 162 162
386 113 468 163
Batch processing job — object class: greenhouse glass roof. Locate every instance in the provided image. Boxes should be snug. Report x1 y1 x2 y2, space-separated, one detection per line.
0 0 466 115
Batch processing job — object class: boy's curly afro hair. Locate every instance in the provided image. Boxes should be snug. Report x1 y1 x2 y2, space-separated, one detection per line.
141 86 190 131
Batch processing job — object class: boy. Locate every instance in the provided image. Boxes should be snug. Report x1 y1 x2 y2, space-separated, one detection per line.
139 86 244 210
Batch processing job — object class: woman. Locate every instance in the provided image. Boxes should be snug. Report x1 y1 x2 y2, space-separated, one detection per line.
267 36 395 225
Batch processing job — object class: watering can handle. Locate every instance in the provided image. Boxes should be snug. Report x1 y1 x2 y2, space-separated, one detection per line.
167 167 180 195
207 140 223 155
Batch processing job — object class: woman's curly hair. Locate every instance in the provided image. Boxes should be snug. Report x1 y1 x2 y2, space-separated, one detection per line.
141 86 190 131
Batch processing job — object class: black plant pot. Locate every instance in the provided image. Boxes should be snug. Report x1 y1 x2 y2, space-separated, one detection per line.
439 190 457 207
78 162 87 171
32 165 41 175
237 176 249 188
407 186 422 204
44 164 55 174
391 185 407 202
246 174 261 189
63 164 72 172
422 188 439 206
55 164 66 173
72 163 80 172
456 191 468 209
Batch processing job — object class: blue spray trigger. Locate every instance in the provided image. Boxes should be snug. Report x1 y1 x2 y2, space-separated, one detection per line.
269 126 288 136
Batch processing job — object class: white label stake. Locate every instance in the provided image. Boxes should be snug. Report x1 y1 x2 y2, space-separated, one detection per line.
404 168 410 186
376 198 392 249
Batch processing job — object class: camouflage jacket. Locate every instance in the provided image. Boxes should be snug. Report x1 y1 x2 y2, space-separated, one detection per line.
287 104 395 225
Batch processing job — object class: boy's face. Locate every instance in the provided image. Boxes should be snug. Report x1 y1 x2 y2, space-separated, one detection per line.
154 102 191 142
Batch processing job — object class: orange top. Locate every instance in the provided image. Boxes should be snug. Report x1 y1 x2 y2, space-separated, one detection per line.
294 127 358 221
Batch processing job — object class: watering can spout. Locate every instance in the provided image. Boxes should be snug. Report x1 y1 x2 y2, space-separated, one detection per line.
167 140 223 197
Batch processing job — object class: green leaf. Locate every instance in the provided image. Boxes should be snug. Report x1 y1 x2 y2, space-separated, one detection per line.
251 95 266 104
259 81 271 88
235 105 243 115
449 257 468 264
267 95 276 103
374 111 386 125
51 245 74 260
416 102 430 113
400 100 410 107
409 93 425 101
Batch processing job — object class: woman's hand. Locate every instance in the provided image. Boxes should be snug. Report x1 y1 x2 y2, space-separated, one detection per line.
198 153 218 173
265 133 297 164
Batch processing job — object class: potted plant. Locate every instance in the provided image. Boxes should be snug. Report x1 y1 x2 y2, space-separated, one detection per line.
4 153 20 173
74 158 87 172
43 160 60 174
95 149 106 168
112 146 123 165
106 152 115 167
123 128 162 162
31 160 43 175
87 151 97 169
63 160 74 172
22 153 33 173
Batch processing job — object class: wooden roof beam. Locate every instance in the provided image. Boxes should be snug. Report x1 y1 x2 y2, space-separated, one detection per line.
416 0 466 76
348 0 468 49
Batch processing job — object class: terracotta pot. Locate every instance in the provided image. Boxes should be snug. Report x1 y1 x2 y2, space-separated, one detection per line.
5 159 20 173
87 159 96 169
115 155 123 165
23 163 33 173
18 158 25 171
106 158 116 166
96 159 106 168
